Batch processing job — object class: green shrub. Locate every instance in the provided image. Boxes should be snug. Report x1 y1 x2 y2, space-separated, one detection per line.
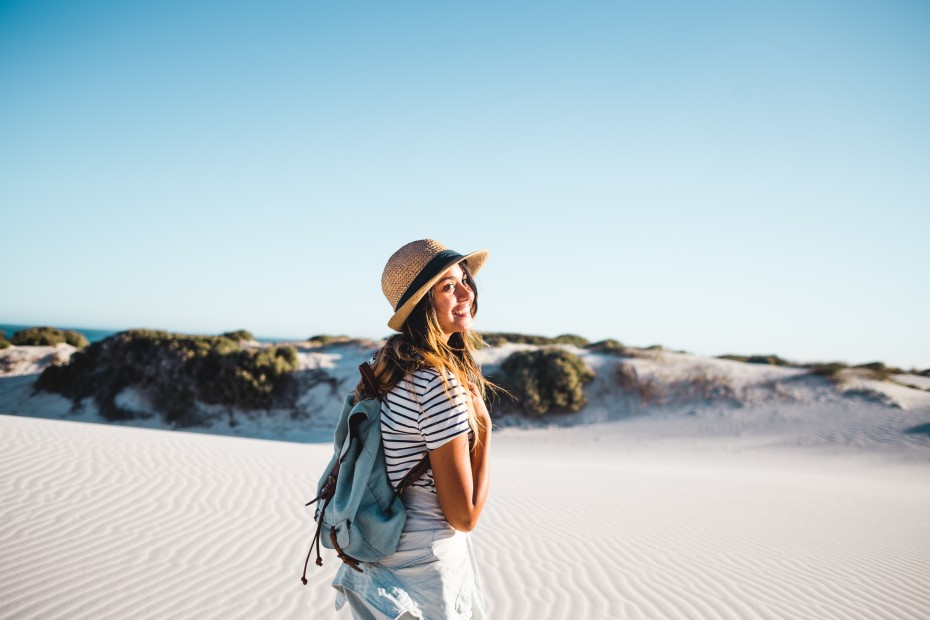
807 362 848 381
221 329 255 342
807 361 897 383
480 332 588 347
492 348 595 416
35 329 299 426
306 334 350 346
718 354 789 366
10 326 89 348
853 361 901 380
552 334 589 347
586 339 627 355
0 330 10 349
853 362 904 381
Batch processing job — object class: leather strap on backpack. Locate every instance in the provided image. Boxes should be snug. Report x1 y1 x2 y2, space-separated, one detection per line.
395 453 431 495
359 362 381 400
329 529 362 572
301 459 341 584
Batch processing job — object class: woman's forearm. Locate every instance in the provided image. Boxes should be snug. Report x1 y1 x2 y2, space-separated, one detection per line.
470 425 491 510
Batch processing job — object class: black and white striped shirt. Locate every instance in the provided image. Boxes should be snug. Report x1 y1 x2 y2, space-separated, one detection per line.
380 367 471 492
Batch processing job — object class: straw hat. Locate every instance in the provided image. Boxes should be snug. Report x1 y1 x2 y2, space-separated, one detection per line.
382 239 489 331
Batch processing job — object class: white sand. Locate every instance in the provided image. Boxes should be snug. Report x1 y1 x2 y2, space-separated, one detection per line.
2 413 928 620
2 342 929 618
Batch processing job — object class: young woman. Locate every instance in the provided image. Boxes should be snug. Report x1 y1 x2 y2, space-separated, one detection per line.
331 239 492 619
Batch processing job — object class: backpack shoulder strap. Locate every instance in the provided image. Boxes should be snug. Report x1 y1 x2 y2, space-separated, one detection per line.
358 362 381 401
395 453 431 495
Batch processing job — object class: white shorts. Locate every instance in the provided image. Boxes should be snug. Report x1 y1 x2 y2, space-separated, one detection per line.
332 487 488 619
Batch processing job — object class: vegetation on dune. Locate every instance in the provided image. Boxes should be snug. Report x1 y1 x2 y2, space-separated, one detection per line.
35 329 298 426
306 334 352 347
718 354 789 366
585 339 628 355
221 329 255 342
806 362 849 381
806 361 902 383
0 331 10 350
9 326 89 348
853 361 903 379
480 332 589 347
491 348 595 416
16 323 919 427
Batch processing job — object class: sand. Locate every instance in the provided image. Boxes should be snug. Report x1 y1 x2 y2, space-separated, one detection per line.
2 413 928 620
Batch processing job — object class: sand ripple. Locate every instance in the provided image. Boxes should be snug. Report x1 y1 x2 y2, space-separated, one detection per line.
1 415 929 619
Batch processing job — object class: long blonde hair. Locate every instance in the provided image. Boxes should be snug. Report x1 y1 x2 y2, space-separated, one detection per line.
359 261 492 445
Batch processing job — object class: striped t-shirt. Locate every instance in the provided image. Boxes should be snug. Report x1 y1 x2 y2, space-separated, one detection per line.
380 367 471 493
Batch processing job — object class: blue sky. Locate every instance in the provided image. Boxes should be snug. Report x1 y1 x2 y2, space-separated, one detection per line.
2 0 928 368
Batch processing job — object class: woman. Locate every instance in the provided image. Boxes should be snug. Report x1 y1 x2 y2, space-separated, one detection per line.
332 239 492 619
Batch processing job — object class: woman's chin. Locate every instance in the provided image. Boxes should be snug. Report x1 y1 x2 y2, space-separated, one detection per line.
442 318 474 335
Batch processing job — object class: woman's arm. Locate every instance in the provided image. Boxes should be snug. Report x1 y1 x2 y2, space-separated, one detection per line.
429 382 492 532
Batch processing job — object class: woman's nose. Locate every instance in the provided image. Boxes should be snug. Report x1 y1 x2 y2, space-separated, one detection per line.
457 283 474 302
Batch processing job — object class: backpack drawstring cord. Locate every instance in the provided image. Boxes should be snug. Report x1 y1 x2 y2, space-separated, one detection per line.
301 467 338 585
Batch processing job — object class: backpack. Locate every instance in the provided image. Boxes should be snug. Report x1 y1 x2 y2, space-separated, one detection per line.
301 362 430 584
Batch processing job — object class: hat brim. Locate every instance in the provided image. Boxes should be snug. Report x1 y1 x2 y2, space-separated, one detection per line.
387 250 489 332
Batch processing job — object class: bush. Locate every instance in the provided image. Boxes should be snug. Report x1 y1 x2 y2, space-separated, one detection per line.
492 348 595 416
552 334 589 347
10 326 89 348
586 339 627 355
35 329 299 426
221 329 254 342
0 331 10 349
807 362 848 382
306 334 351 346
853 361 901 380
480 332 589 347
807 361 896 383
718 354 789 366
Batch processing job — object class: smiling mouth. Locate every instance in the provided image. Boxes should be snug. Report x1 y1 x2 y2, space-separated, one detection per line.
452 307 471 317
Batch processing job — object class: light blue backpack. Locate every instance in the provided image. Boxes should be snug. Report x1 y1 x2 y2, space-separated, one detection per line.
301 363 429 584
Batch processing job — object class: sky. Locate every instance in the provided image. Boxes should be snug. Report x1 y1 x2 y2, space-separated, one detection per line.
1 0 928 369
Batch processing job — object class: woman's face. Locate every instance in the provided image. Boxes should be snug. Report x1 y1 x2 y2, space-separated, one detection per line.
431 262 475 341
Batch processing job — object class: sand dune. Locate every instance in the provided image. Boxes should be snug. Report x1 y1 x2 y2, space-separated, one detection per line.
2 413 928 620
2 342 928 618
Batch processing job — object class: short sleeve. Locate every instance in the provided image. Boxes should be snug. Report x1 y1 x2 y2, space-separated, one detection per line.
416 370 471 451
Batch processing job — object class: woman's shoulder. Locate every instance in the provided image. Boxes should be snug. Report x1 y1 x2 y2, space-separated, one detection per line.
403 367 463 396
408 366 459 382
